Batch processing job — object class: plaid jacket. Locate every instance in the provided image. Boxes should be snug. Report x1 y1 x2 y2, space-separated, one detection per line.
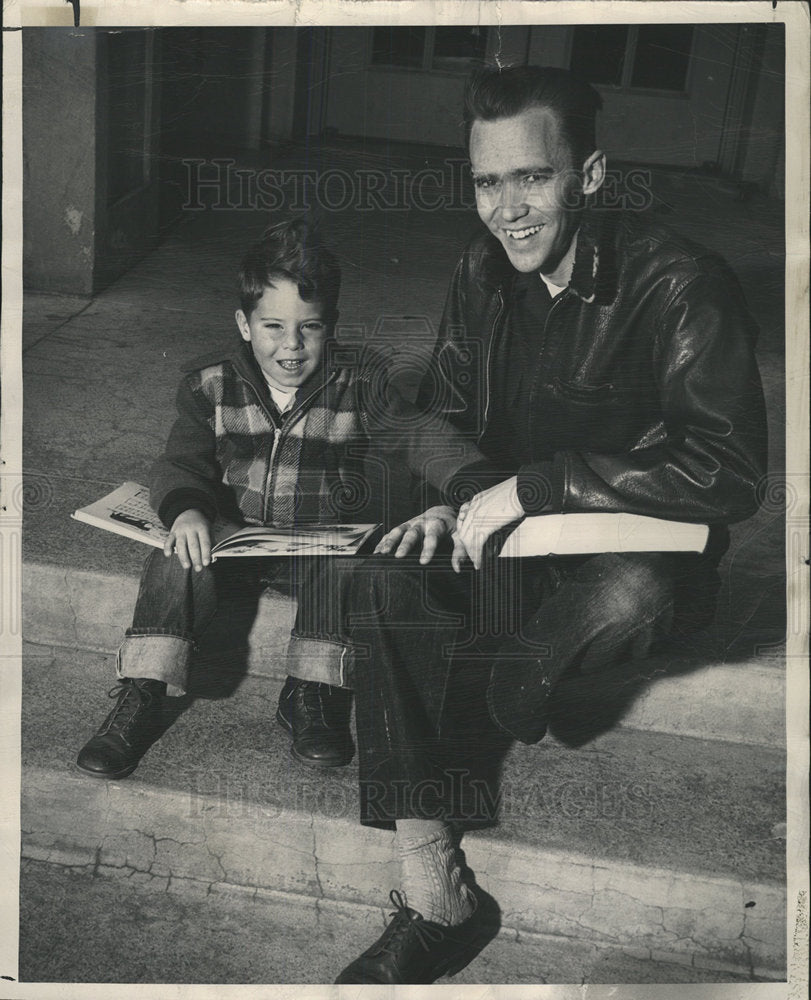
151 340 482 528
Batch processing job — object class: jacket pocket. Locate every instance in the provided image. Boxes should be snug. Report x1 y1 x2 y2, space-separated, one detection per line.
552 376 616 403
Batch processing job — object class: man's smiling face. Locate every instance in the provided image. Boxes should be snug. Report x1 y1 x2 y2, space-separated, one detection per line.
470 105 586 282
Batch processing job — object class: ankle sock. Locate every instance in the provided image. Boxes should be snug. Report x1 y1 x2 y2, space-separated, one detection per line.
396 824 475 926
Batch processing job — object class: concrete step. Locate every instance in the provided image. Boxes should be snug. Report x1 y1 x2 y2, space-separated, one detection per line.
19 857 764 985
21 643 787 982
23 557 786 748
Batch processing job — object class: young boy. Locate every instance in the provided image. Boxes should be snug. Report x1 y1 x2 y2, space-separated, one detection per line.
76 218 482 779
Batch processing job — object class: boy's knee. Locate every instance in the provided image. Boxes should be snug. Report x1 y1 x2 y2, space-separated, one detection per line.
140 547 215 598
141 549 185 585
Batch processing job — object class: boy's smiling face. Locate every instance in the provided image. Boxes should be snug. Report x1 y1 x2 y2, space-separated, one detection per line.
236 277 331 391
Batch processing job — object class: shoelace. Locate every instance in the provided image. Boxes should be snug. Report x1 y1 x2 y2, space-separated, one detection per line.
379 889 446 956
98 681 153 736
294 681 331 728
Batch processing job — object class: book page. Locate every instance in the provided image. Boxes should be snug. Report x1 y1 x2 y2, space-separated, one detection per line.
500 513 710 558
213 523 381 557
71 481 169 548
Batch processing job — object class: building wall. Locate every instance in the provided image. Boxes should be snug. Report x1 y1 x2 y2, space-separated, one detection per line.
23 29 99 294
738 26 785 191
23 29 164 295
324 24 781 176
527 24 739 168
325 28 478 148
94 31 162 292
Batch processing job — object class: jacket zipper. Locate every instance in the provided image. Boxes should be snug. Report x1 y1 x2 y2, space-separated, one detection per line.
526 289 568 446
265 425 282 522
480 285 568 444
236 380 279 524
483 288 504 432
240 370 338 523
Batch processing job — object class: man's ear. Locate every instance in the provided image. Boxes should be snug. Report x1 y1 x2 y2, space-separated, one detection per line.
582 150 606 197
235 309 251 342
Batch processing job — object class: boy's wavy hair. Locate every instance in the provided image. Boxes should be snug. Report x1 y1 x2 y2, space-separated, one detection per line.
463 65 602 166
238 217 341 319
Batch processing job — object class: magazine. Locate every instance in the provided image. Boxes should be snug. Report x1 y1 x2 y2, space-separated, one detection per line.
72 482 382 558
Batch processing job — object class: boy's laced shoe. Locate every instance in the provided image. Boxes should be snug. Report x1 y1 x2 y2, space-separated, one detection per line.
276 676 354 767
76 678 165 779
334 889 487 984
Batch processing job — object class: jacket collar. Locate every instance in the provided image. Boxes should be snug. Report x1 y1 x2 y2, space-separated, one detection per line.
233 339 342 406
232 340 272 396
567 211 618 305
478 210 618 306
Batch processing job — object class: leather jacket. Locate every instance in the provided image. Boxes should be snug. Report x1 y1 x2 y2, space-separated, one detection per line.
418 211 768 549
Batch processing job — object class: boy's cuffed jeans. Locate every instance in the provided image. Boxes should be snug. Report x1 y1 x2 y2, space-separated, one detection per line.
119 549 357 695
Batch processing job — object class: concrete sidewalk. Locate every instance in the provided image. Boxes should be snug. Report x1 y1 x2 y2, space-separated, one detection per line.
20 857 769 985
21 643 786 982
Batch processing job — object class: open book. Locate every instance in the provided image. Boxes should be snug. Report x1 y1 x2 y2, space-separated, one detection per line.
498 512 709 558
72 482 381 558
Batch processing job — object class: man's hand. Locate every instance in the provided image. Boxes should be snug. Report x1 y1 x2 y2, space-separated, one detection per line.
165 509 212 571
456 476 524 570
374 505 468 569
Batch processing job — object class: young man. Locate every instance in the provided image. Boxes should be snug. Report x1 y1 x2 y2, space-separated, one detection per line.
75 218 483 780
335 65 767 983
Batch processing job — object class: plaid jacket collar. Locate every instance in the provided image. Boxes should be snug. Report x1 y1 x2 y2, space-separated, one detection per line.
187 340 339 415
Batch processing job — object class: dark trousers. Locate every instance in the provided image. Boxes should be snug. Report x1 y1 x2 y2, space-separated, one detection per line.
119 550 357 694
347 551 707 826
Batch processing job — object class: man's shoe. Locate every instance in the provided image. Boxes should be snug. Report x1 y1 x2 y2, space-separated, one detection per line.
335 889 481 984
76 678 165 779
276 676 354 768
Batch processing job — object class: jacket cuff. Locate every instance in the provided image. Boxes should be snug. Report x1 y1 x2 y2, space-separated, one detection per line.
443 459 508 507
516 460 557 514
157 488 218 528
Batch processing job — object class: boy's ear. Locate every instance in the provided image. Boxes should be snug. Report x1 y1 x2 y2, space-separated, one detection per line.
235 309 251 342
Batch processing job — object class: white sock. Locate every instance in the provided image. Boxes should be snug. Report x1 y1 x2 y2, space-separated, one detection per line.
396 823 476 926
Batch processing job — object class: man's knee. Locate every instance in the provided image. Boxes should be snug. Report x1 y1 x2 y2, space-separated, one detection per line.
575 553 674 672
348 554 461 630
588 552 674 626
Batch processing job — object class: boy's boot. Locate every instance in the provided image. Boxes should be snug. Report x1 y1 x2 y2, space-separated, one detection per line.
76 678 166 779
276 676 354 768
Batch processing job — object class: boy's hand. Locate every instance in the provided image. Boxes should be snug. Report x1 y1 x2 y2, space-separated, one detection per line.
165 509 212 571
374 505 468 570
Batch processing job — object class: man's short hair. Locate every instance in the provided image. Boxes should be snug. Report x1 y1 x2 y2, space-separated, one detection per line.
238 217 341 318
463 65 603 165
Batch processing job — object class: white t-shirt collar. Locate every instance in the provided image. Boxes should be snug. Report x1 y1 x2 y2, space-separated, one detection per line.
539 230 578 297
265 379 297 414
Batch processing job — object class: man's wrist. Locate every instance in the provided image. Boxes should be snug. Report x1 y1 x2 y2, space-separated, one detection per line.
445 459 508 506
506 477 523 517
